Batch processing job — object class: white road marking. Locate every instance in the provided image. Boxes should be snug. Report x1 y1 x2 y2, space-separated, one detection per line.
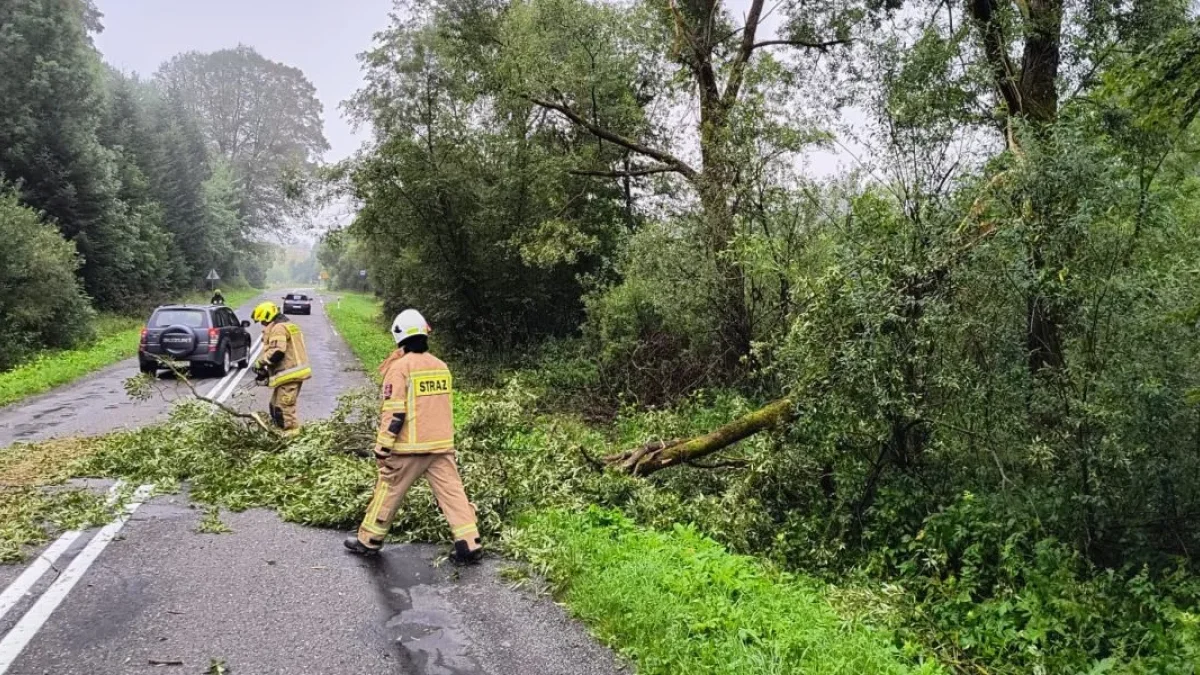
0 536 80 627
0 484 154 673
213 341 264 405
0 482 126 625
200 366 237 401
203 336 262 403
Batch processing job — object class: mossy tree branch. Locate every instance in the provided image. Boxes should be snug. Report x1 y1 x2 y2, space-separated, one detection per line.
605 398 796 475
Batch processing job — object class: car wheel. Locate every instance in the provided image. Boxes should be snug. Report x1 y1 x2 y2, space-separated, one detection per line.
213 347 231 376
139 360 157 375
236 349 250 369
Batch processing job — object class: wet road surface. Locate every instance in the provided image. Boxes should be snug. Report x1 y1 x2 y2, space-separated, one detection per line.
2 503 624 675
0 293 627 675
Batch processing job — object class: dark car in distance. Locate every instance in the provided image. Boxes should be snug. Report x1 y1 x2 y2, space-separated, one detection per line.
283 292 312 315
138 305 253 376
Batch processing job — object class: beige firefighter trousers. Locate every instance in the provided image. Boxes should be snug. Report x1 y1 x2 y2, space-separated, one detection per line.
270 382 303 430
357 452 480 550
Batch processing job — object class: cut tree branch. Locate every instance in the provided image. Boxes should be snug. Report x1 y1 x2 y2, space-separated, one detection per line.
151 357 277 435
606 398 796 475
527 96 699 180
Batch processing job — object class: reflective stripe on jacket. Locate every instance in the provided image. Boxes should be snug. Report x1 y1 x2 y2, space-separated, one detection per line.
260 319 312 387
376 350 454 454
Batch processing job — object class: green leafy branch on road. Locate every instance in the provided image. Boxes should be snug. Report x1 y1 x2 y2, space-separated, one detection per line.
0 488 110 563
196 506 232 534
124 361 277 435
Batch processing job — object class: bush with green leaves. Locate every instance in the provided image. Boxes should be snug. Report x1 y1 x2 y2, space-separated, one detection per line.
0 188 96 371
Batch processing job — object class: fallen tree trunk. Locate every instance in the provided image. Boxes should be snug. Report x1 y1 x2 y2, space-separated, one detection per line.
605 398 796 476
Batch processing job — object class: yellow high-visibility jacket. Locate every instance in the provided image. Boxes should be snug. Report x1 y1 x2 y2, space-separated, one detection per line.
375 350 454 455
259 318 311 388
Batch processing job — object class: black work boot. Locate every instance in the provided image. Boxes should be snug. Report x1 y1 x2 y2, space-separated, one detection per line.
450 539 483 566
343 536 380 556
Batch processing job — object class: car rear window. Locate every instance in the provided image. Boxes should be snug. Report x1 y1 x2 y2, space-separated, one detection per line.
150 309 208 328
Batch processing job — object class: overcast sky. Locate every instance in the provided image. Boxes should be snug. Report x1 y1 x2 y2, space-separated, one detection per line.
93 0 848 181
94 0 395 163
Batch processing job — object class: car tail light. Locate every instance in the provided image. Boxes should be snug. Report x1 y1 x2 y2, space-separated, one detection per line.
139 326 147 351
208 327 219 352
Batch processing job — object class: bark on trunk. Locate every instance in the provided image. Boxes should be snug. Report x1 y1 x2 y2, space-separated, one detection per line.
698 176 753 365
967 0 1067 377
605 398 795 475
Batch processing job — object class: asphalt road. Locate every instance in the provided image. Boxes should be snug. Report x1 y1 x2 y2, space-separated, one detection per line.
0 294 626 675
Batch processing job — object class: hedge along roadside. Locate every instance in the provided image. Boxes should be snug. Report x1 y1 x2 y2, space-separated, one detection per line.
0 288 259 408
324 292 935 674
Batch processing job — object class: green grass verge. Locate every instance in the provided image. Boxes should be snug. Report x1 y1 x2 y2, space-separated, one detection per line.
510 508 943 675
324 291 394 377
0 288 259 408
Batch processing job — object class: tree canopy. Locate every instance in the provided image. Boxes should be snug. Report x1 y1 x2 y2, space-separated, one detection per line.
327 0 1200 670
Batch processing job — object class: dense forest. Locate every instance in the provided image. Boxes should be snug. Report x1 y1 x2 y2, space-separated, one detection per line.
0 0 327 370
314 0 1200 670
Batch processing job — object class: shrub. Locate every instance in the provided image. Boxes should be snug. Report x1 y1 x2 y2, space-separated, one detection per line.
0 187 96 371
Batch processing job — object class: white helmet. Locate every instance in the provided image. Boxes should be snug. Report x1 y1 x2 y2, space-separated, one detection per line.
391 309 429 345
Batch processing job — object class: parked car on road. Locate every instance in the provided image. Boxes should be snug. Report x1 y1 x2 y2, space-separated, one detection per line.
138 305 253 376
283 292 312 315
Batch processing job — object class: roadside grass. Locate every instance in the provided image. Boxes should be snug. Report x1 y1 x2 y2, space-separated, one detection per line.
508 508 942 675
323 291 394 378
0 288 258 408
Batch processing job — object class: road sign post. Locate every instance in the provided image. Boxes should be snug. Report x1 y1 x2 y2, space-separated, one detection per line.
205 269 220 291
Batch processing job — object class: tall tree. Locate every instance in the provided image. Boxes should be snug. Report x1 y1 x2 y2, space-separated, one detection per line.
156 46 330 232
345 13 630 346
0 0 172 308
500 0 854 365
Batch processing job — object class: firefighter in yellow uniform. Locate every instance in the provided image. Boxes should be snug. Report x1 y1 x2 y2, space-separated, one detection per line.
344 309 483 565
251 301 311 434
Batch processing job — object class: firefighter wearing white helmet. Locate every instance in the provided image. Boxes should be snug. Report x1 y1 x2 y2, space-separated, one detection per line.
344 309 483 564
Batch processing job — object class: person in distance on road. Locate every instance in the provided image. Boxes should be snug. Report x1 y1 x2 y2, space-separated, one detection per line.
251 301 311 436
210 288 225 305
344 309 483 565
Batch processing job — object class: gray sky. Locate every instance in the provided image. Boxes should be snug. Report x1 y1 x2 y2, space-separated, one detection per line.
94 0 395 162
